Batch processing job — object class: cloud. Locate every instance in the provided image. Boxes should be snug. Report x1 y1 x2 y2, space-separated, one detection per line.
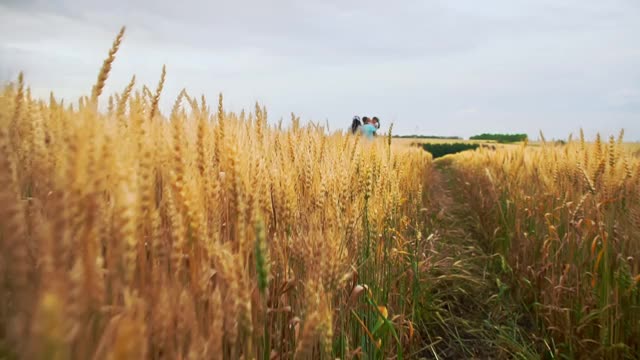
458 108 478 114
1 0 640 139
605 88 640 111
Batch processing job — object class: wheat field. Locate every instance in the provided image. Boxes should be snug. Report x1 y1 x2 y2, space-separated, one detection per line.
450 133 640 359
0 28 433 359
2 27 640 360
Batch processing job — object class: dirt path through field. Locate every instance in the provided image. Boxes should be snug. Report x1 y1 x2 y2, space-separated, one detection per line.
414 160 541 359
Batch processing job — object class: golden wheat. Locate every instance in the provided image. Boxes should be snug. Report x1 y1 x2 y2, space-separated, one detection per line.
0 30 432 359
451 134 640 358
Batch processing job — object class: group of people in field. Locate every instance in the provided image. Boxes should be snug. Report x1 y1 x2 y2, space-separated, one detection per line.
350 116 380 139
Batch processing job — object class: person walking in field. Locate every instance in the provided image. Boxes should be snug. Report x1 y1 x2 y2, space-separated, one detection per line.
360 116 377 140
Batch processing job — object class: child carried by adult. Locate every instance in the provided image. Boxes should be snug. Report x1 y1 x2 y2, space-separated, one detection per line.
351 115 380 139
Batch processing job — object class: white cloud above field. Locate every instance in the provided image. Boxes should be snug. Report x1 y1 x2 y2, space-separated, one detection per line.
1 0 640 140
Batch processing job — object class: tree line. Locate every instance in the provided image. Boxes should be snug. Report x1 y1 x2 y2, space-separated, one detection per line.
469 133 528 143
417 143 480 158
393 135 462 139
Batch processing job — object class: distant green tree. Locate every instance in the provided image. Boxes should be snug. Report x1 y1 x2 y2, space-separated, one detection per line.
469 133 527 143
418 143 480 158
394 135 461 139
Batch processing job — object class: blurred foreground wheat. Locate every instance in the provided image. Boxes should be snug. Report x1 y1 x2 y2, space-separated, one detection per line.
0 28 433 359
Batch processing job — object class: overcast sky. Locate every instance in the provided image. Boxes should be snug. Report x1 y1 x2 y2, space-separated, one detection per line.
1 0 639 139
